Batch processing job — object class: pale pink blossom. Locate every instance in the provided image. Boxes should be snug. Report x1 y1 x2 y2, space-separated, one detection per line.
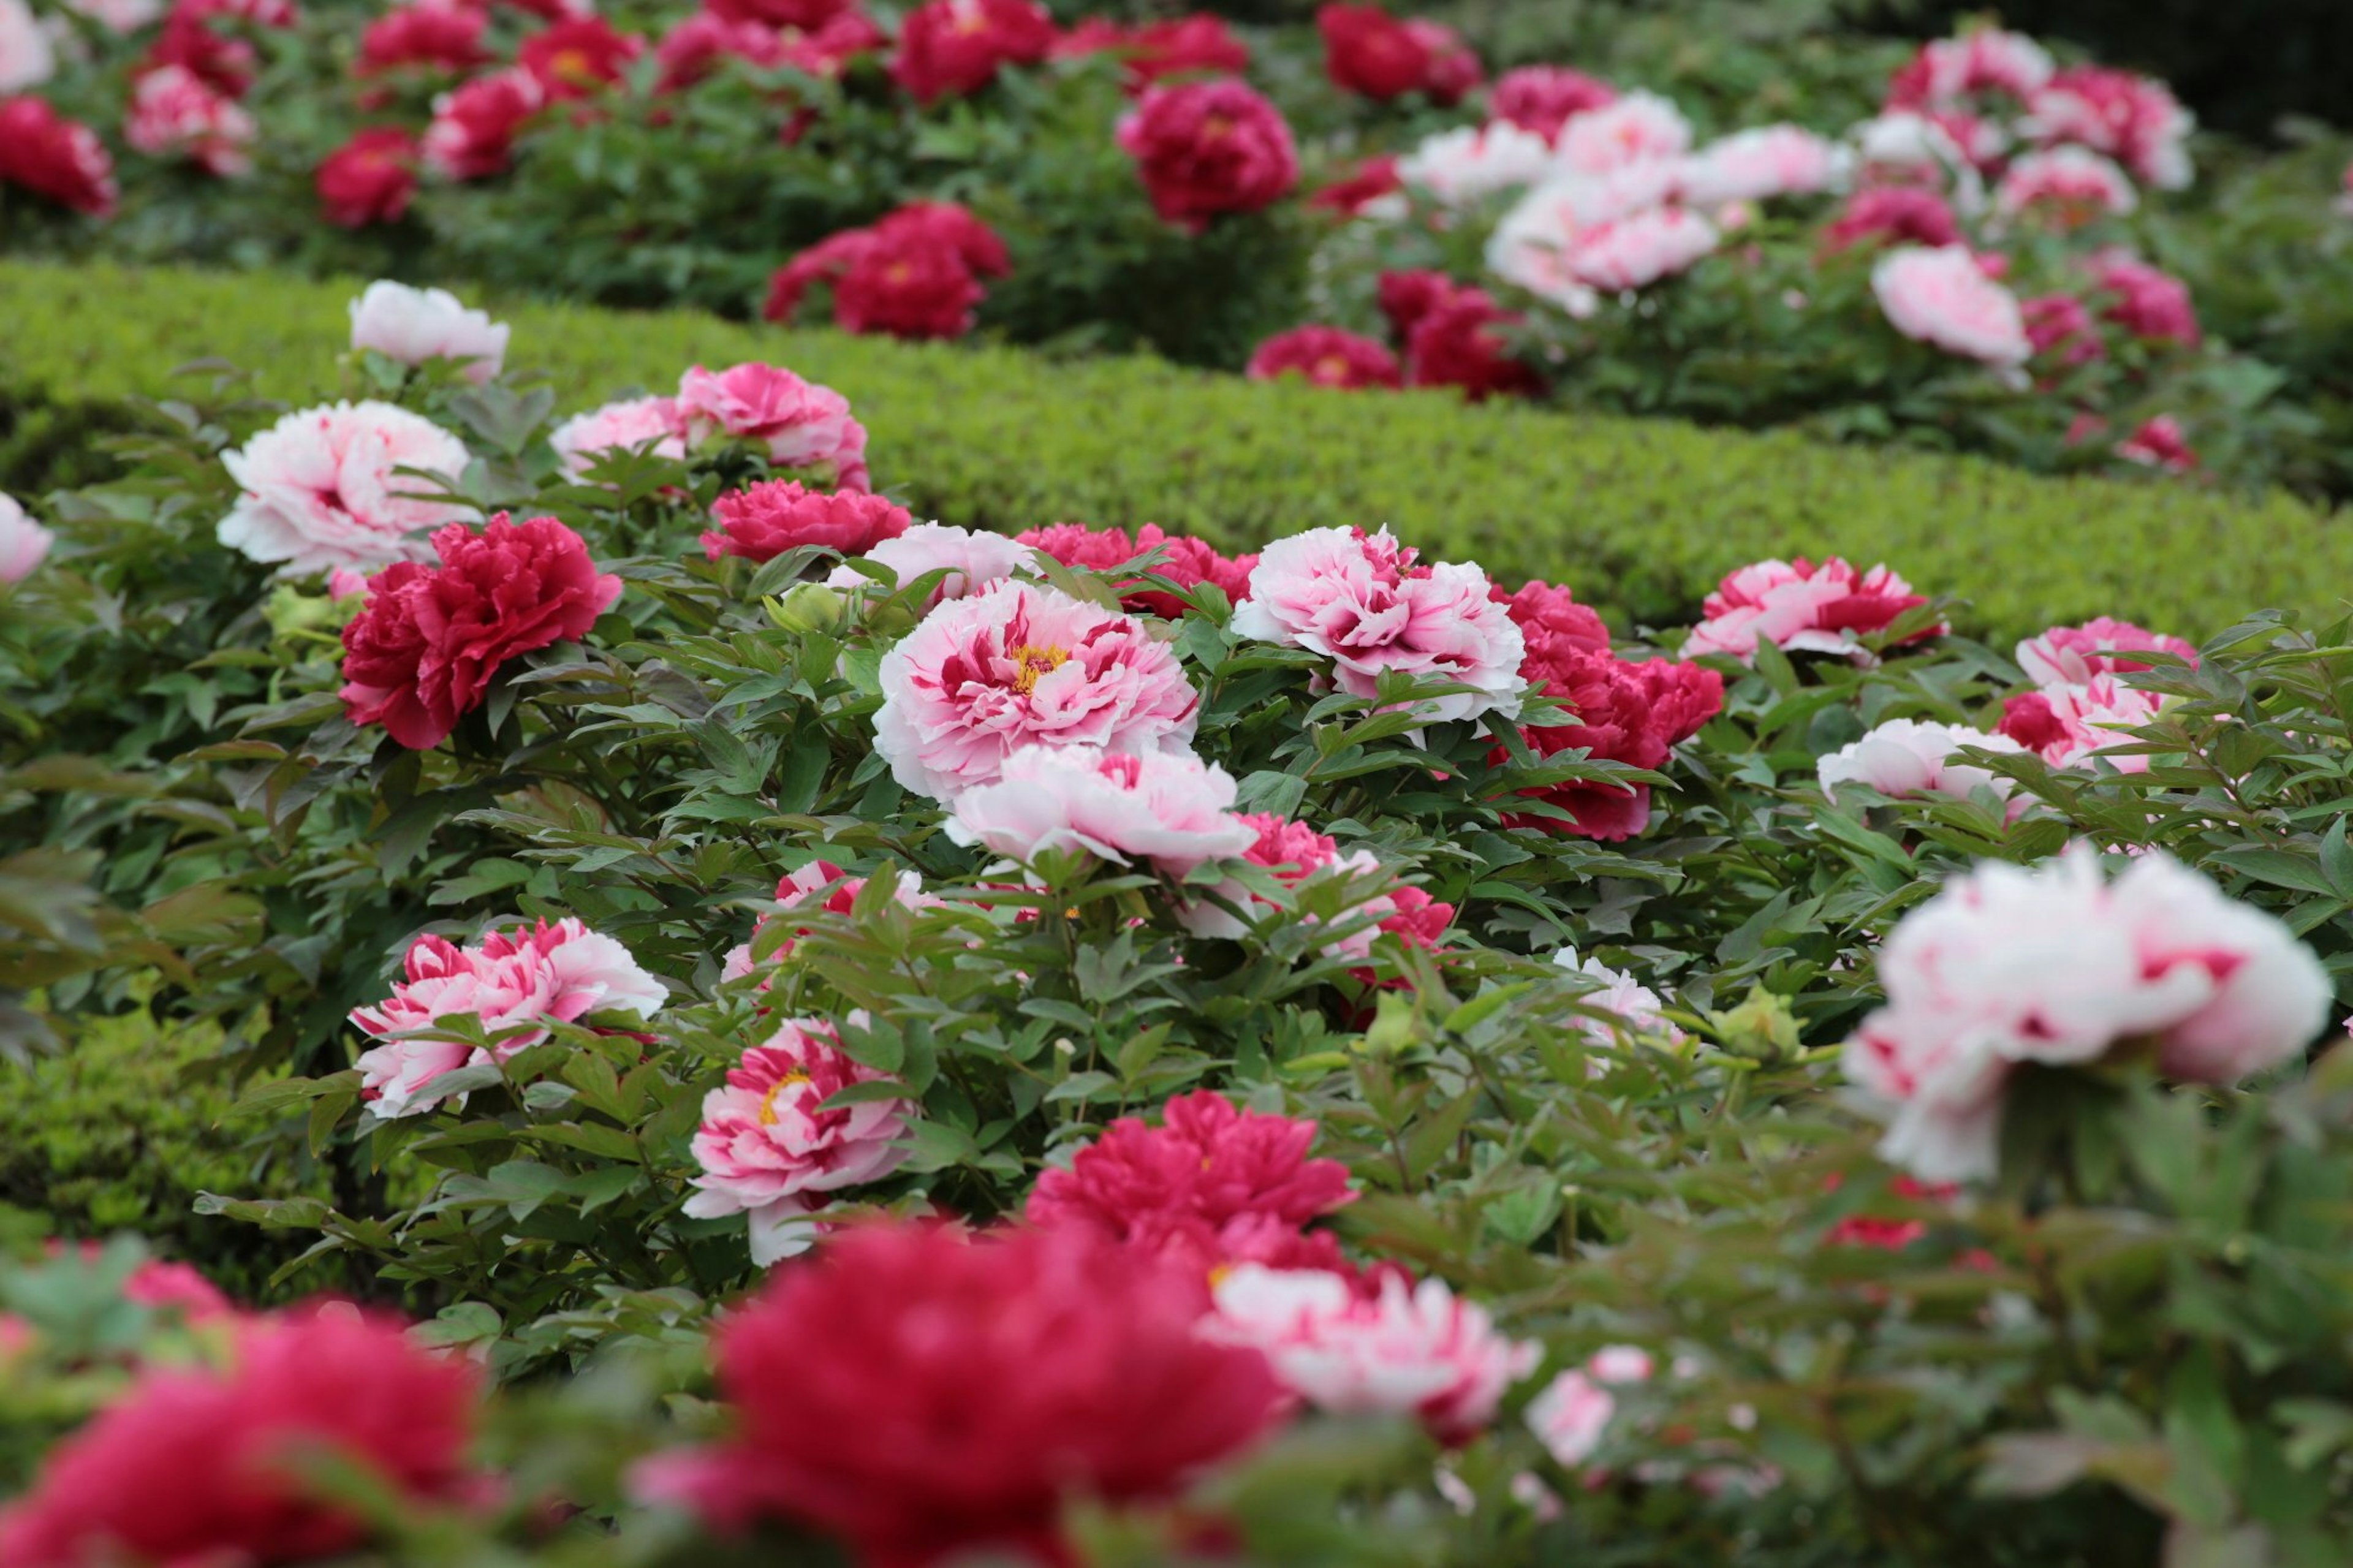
824 521 1030 607
1207 1265 1542 1442
0 493 53 583
1681 556 1936 665
676 362 870 490
1998 673 2165 771
1816 719 2027 811
126 64 256 176
681 1017 910 1264
0 0 55 92
1993 146 2137 224
1553 947 1684 1046
347 281 510 382
1846 847 2329 1180
1396 121 1554 206
1231 526 1524 724
1587 1344 1653 1384
873 580 1201 800
1554 90 1691 176
350 917 665 1118
548 396 688 478
1873 245 2031 368
217 400 476 575
1560 206 1719 292
1487 162 1683 314
1526 1371 1613 1466
1677 125 1847 207
944 743 1256 876
2017 618 2197 686
326 566 370 602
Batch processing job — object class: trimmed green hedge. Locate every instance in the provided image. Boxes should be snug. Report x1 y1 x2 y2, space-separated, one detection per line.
2 260 2346 641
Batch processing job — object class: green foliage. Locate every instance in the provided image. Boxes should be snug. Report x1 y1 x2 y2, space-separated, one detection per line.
3 261 2347 645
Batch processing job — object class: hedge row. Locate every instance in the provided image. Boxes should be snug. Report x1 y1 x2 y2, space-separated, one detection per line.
2 260 2347 641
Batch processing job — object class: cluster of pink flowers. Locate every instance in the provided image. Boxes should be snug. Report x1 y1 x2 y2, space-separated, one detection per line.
350 914 664 1116
1846 846 2331 1181
765 201 1010 341
1682 556 1939 665
1996 615 2196 771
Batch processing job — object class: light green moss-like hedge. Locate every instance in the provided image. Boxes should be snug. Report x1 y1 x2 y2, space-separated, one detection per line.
2 260 2345 640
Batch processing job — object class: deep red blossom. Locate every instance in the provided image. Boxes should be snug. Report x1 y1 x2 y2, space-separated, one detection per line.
2116 414 2197 473
1487 63 1615 143
0 97 119 217
519 16 643 99
315 127 419 227
654 13 788 90
1308 153 1401 218
640 1223 1284 1568
341 514 624 750
765 202 1009 339
0 1308 483 1568
1054 13 1248 90
1381 271 1542 400
1997 691 2071 752
422 67 545 180
143 7 256 96
357 0 489 76
1316 2 1480 105
1247 326 1401 390
701 480 911 562
2021 292 2102 366
1015 523 1257 619
890 0 1056 105
1821 186 1960 252
705 0 856 27
2088 252 2199 346
1118 78 1298 232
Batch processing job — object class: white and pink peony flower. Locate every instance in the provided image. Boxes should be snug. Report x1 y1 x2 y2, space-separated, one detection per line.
217 400 477 575
2022 66 2193 191
1997 673 2165 772
944 743 1255 876
125 64 256 176
1396 121 1555 206
1845 847 2331 1181
1847 111 1989 205
1486 162 1686 315
1554 89 1691 176
1559 205 1719 292
1206 1265 1542 1442
1178 812 1425 960
0 493 53 583
680 1017 911 1265
1525 1346 1651 1468
1993 146 2137 224
2017 618 2197 687
0 0 55 93
348 281 510 383
548 396 688 479
874 580 1202 800
824 521 1031 607
350 917 665 1118
1889 28 2052 109
1231 526 1524 724
676 362 869 490
721 861 936 982
1816 719 2027 811
1873 245 2032 368
1553 947 1685 1046
1677 124 1848 208
1682 556 1936 665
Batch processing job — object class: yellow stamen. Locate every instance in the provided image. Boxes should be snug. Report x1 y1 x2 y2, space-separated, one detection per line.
1007 643 1070 696
757 1069 812 1126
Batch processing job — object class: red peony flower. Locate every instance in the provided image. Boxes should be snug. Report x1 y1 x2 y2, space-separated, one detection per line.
1382 272 1542 400
1488 63 1616 143
1316 2 1480 105
0 97 119 216
1117 77 1298 232
890 0 1056 105
765 202 1009 339
357 0 489 76
2020 292 2102 366
0 1308 483 1568
422 66 545 180
705 0 857 27
638 1223 1284 1568
341 513 624 750
1821 186 1960 252
143 6 256 97
1246 325 1401 390
316 127 419 227
653 12 789 91
1055 13 1248 91
1015 522 1256 619
518 15 643 99
701 479 912 563
2088 251 2199 346
1308 153 1401 217
2116 414 2197 473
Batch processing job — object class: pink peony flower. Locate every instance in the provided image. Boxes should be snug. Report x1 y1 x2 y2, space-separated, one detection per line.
681 1017 910 1263
825 521 1030 607
1316 1 1480 106
1871 244 2031 367
1993 145 2136 225
0 0 55 93
1554 947 1684 1047
653 12 786 91
0 493 54 583
1386 272 1544 399
350 916 664 1117
1178 811 1399 955
347 281 509 383
1053 13 1249 91
1816 718 2027 811
944 743 1253 875
763 202 1010 341
1015 522 1256 619
217 400 475 575
125 64 254 176
1558 205 1719 292
701 480 909 565
1847 109 1991 194
1484 161 1683 316
548 395 687 478
517 15 642 100
421 66 544 180
0 96 119 216
1677 124 1847 207
1885 28 2052 111
2017 618 2197 686
721 860 936 982
1555 89 1691 176
1396 121 1553 207
676 362 869 490
1247 325 1401 390
358 0 490 77
1525 1369 1615 1467
2116 414 2198 472
2086 251 2200 346
121 1257 233 1320
2021 292 2103 366
1487 63 1615 145
2023 64 2192 190
1231 526 1525 724
1206 1265 1541 1443
316 127 420 228
1997 673 2165 772
874 580 1201 800
1822 186 1960 251
1683 556 1937 665
889 0 1056 105
58 0 162 32
1846 847 2331 1181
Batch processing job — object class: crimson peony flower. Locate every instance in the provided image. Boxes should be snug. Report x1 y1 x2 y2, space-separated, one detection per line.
0 1308 484 1567
1247 326 1401 391
340 513 624 750
315 127 419 227
890 0 1056 105
2116 414 2197 473
2088 250 2199 346
1316 2 1480 105
1392 275 1544 401
701 479 911 563
357 0 488 76
0 96 118 216
518 15 643 99
770 204 1014 339
1308 152 1401 217
652 12 787 91
705 0 856 26
1488 62 1616 143
1015 522 1255 619
638 1223 1285 1567
142 6 254 96
2020 292 2102 366
1117 77 1298 232
1821 185 1960 252
1054 13 1248 91
422 66 545 180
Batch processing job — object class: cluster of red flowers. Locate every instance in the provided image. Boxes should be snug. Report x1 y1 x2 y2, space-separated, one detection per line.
765 200 1011 339
1246 267 1544 402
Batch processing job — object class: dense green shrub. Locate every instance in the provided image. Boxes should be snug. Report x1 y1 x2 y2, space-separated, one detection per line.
2 262 2344 645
